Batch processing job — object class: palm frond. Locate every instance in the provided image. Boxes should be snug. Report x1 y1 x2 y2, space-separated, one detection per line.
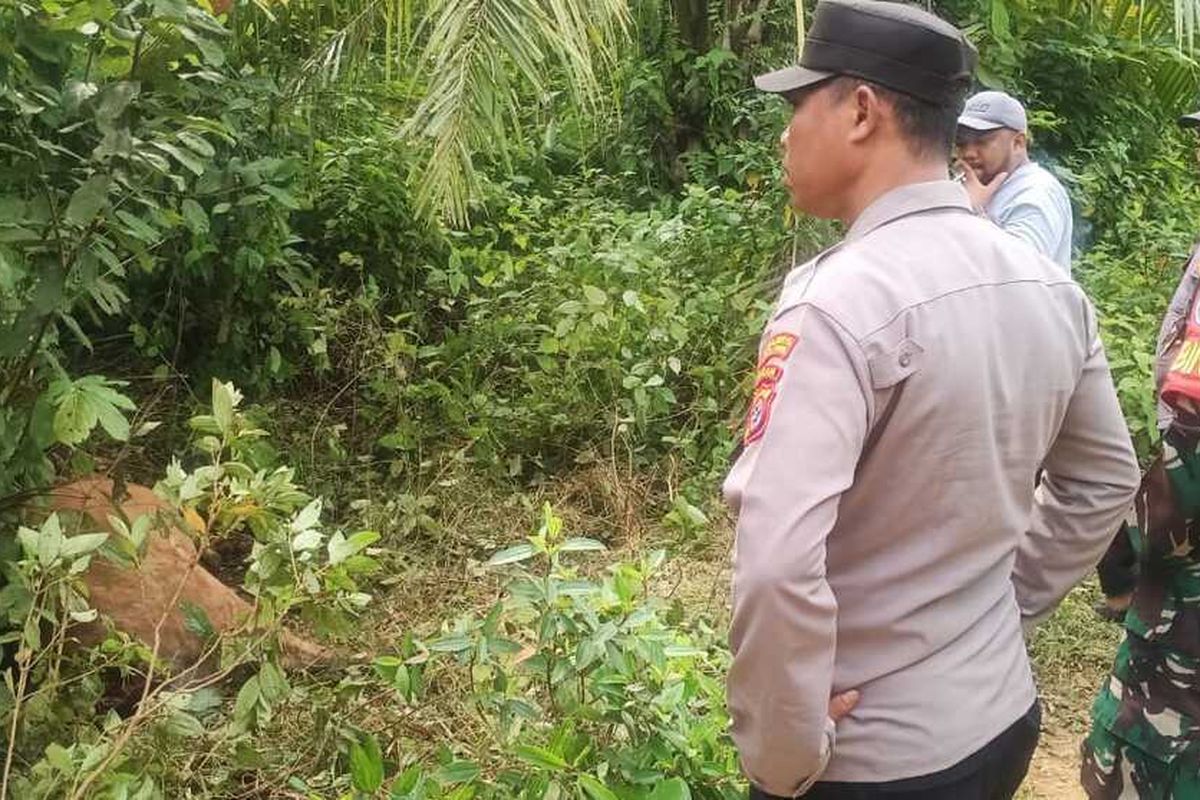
403 0 629 225
242 0 630 224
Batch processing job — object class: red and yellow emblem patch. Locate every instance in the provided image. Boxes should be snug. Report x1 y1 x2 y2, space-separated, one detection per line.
743 332 798 445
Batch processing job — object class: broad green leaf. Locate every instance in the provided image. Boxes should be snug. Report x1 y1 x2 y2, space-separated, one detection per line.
513 745 568 772
392 663 412 698
45 742 73 772
327 530 379 565
76 375 135 409
186 687 223 714
578 776 619 800
114 210 159 243
24 614 41 650
163 711 205 738
391 764 423 794
671 499 708 526
49 377 134 445
486 543 536 566
61 533 108 559
93 396 131 441
211 379 234 433
38 514 64 567
16 527 39 561
426 635 472 653
343 554 380 575
151 141 204 175
65 174 111 226
648 778 692 800
290 499 322 533
435 760 480 784
232 675 261 729
558 580 598 597
53 388 98 445
181 199 209 235
349 735 384 793
262 184 301 209
58 311 93 350
178 26 227 66
177 131 215 157
258 662 289 702
583 285 607 305
233 740 265 768
372 656 402 682
290 529 321 552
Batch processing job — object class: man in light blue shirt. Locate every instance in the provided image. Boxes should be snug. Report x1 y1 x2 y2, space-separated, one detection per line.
956 91 1073 272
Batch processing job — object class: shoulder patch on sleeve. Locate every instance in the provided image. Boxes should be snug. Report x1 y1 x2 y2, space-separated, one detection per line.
743 332 799 445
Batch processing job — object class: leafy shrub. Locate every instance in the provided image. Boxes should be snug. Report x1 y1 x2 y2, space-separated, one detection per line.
272 505 742 800
303 140 832 485
0 381 378 798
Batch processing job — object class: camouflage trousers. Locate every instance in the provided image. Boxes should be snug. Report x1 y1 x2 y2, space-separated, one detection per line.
1081 728 1200 799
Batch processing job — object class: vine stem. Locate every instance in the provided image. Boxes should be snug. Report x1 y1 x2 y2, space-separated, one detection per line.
1 581 45 800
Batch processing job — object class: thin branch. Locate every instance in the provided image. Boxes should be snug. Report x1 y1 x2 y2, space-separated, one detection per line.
1 581 44 800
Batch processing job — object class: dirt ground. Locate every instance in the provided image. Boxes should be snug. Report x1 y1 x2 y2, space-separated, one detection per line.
1021 725 1087 799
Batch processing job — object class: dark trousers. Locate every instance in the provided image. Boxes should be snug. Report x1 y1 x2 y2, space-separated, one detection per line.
750 701 1041 800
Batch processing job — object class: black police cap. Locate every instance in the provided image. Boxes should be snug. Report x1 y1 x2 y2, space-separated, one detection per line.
755 0 977 107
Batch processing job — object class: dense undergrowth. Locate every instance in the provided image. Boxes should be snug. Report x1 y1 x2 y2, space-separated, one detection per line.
0 0 1198 796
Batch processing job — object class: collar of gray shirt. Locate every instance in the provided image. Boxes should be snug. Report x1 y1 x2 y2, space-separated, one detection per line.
846 179 973 242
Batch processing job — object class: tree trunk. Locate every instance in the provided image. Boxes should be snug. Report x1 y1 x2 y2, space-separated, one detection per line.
745 0 774 48
671 0 710 51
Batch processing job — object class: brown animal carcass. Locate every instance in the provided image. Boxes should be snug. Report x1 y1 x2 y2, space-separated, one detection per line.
50 478 331 677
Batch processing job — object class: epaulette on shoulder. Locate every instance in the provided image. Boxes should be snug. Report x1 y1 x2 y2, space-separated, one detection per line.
773 241 845 321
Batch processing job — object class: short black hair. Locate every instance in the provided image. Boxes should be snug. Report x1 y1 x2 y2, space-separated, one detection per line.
828 76 965 159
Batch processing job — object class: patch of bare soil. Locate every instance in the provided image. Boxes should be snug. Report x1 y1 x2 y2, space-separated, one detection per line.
1021 724 1087 799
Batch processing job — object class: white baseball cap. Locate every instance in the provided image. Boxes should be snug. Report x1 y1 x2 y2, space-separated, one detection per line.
957 90 1028 134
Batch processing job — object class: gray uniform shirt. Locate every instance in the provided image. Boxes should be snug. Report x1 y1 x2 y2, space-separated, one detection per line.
724 180 1138 795
986 161 1073 272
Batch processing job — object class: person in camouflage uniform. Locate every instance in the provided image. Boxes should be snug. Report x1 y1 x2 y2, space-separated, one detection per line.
1081 110 1200 795
1081 437 1200 798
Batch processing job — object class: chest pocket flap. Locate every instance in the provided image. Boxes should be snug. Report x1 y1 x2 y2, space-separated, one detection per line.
866 337 925 389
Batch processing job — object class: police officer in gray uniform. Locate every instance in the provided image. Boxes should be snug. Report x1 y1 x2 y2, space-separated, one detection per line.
728 1 1140 798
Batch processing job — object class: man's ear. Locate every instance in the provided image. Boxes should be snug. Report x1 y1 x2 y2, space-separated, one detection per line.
1014 130 1029 151
847 83 883 144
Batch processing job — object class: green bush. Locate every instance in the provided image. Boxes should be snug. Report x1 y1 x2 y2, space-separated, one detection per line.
301 136 831 481
266 505 742 800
